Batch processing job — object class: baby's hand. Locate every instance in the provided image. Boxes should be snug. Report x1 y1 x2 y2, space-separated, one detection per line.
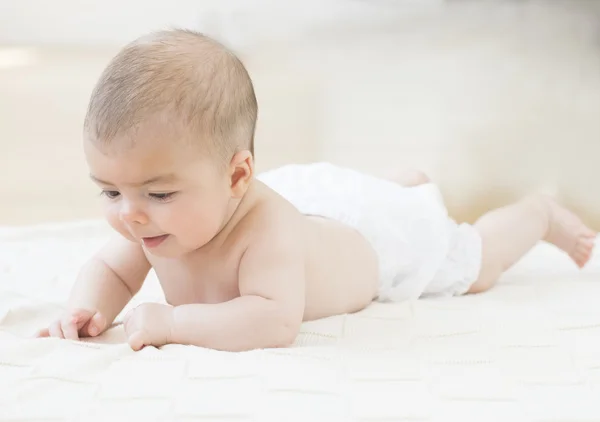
36 309 107 340
123 303 175 351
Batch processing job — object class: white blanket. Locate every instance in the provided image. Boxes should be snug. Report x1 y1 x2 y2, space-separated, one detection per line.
1 220 599 421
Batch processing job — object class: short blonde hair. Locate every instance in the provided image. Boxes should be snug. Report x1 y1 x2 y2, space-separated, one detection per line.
84 29 258 161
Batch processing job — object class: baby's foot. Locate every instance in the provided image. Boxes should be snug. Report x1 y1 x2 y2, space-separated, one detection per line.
542 197 596 267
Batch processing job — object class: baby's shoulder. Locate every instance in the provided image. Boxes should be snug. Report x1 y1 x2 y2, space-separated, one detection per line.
238 203 305 271
242 185 304 241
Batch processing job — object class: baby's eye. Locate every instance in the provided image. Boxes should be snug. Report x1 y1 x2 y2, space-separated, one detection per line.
149 192 176 202
101 190 120 199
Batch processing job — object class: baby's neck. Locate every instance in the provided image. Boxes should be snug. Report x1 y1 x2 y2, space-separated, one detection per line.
202 179 260 252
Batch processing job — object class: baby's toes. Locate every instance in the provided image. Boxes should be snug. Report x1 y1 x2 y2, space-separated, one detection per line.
582 227 597 239
576 256 589 268
573 245 592 267
580 238 595 255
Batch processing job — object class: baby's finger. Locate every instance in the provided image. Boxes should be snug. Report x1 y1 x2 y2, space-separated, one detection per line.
86 312 107 337
71 309 95 326
61 317 79 340
48 321 64 339
35 327 50 338
127 330 146 352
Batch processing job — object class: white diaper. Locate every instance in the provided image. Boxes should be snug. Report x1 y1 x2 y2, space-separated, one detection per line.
257 162 482 302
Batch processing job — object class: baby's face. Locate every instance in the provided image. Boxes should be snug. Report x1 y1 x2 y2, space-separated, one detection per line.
84 130 236 258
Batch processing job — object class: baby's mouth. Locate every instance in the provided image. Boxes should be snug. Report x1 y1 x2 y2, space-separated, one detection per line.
141 234 169 248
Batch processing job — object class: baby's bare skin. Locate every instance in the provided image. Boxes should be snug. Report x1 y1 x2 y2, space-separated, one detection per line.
149 181 379 322
150 168 433 321
150 168 430 323
36 132 383 352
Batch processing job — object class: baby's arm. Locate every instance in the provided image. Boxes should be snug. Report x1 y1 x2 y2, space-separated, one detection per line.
71 236 150 323
40 235 151 339
170 224 305 351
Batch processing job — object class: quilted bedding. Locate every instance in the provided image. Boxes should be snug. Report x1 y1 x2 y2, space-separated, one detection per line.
1 220 599 421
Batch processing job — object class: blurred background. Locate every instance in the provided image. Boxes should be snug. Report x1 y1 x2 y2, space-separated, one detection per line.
1 0 599 227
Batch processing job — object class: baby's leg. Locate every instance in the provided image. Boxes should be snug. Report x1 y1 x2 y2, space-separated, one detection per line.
388 169 431 187
469 194 596 293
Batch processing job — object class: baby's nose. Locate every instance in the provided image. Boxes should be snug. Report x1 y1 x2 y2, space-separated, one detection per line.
119 201 149 225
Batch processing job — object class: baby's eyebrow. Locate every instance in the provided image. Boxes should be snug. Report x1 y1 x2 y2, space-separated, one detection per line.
89 173 177 186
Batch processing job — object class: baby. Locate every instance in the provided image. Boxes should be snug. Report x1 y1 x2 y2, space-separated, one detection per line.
37 29 596 352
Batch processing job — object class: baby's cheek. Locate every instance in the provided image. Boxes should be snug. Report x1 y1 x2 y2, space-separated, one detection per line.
181 210 222 246
105 211 136 242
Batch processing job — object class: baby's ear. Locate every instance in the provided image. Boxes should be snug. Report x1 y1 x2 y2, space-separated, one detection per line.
228 150 254 197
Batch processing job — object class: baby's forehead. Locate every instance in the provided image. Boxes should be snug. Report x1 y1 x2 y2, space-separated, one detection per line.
86 129 218 178
87 152 215 191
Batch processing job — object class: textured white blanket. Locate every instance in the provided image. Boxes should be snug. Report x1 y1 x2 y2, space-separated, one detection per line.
1 220 599 421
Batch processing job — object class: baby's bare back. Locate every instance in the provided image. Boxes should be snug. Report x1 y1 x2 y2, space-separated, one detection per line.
148 184 379 322
301 215 379 319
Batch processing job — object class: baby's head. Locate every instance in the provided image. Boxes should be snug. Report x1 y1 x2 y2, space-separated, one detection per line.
83 29 258 257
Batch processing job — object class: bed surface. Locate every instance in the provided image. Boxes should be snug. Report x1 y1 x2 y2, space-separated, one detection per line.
1 220 599 421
